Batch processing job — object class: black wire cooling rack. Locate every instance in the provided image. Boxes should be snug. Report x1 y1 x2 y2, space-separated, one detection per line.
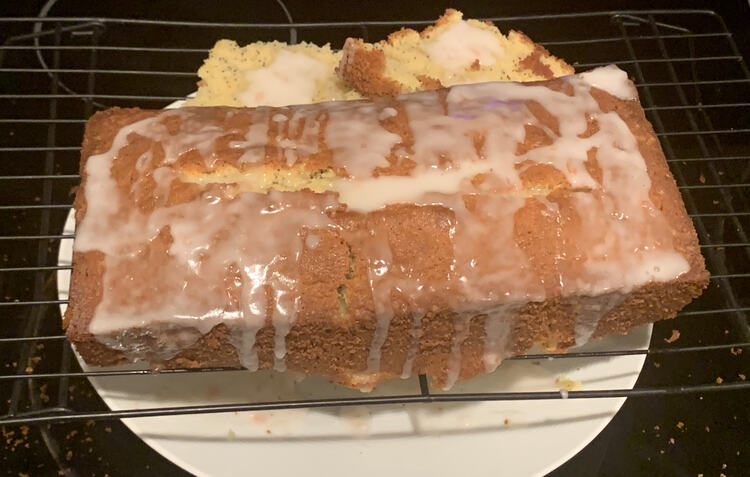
0 9 749 427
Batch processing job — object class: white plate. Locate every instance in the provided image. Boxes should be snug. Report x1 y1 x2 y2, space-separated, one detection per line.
58 98 652 477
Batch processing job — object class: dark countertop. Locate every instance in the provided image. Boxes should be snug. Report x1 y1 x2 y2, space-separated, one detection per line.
1 1 749 476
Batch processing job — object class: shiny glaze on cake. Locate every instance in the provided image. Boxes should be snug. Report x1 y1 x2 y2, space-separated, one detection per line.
65 66 708 390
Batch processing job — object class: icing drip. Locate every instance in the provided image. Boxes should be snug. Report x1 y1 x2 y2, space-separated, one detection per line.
482 304 522 373
579 67 636 101
574 293 627 346
422 20 504 81
400 312 425 379
364 220 395 374
324 102 402 179
443 314 473 390
237 50 329 107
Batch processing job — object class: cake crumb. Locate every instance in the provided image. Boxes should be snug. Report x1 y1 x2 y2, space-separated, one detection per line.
730 347 742 355
676 421 684 430
715 377 723 384
739 373 746 381
504 419 509 425
653 362 661 368
699 173 706 184
66 450 72 461
266 429 272 434
669 438 675 444
654 425 660 431
722 464 727 469
104 427 111 433
555 375 581 391
664 329 680 343
227 429 236 441
705 426 710 432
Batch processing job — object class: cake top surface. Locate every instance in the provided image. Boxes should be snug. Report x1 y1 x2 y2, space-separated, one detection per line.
74 66 698 351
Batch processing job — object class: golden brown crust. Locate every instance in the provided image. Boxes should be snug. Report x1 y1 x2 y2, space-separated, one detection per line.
511 30 575 79
335 39 403 97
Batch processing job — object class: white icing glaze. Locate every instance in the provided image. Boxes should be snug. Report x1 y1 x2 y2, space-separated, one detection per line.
237 50 329 107
333 161 490 212
400 311 424 379
77 113 338 366
378 107 398 120
574 293 627 346
423 20 504 76
363 220 395 373
579 65 636 101
74 66 692 385
482 303 522 373
443 314 473 390
304 233 320 249
324 102 401 178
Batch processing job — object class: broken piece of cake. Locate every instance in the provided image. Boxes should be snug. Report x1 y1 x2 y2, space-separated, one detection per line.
336 8 574 96
185 39 361 107
186 9 574 107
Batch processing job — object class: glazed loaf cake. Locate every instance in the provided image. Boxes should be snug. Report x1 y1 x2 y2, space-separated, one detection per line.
65 65 708 390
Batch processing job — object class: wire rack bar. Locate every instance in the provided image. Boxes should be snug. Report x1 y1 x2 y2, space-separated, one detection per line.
0 94 186 100
542 32 731 46
2 341 748 380
577 55 743 67
0 174 80 180
0 234 74 240
0 265 72 272
0 204 73 210
0 9 728 26
658 129 750 136
0 119 86 123
667 155 750 162
0 146 80 151
2 381 749 426
645 103 750 111
0 31 733 50
636 78 750 87
0 335 67 343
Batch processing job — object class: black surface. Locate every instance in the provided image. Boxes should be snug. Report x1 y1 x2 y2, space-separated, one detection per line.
1 1 749 476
